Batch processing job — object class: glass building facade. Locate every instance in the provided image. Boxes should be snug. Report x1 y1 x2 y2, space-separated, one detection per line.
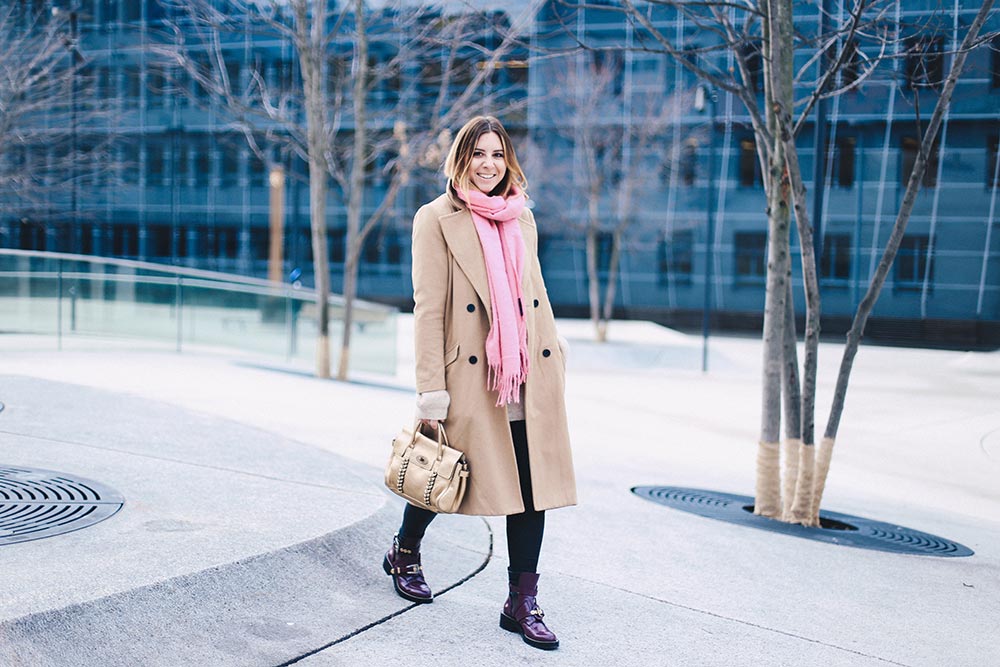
2 1 999 345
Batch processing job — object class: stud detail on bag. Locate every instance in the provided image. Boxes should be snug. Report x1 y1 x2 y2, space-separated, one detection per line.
396 459 409 493
424 472 438 506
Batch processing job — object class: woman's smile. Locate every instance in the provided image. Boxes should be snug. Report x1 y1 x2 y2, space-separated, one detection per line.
470 132 507 194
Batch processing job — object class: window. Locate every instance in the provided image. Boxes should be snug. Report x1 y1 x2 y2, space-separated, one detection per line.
173 142 189 185
739 138 759 187
220 141 240 187
992 36 1000 89
18 220 46 251
895 235 932 289
122 141 140 184
592 51 624 96
194 138 212 186
250 227 269 261
841 39 861 87
820 233 851 283
225 61 241 90
832 136 856 188
658 229 694 286
146 141 165 186
680 140 697 186
147 65 166 106
124 65 141 99
112 224 138 257
734 231 767 281
211 228 238 259
906 36 944 88
988 136 999 188
147 225 172 258
328 227 346 264
596 231 614 273
901 136 938 188
741 42 764 93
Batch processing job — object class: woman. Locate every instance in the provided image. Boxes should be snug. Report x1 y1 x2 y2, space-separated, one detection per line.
383 116 576 651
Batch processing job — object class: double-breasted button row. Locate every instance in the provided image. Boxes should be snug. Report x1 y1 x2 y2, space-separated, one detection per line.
542 349 551 357
467 303 476 312
469 355 478 365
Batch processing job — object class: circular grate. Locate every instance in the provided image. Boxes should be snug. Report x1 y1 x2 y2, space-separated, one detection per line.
632 486 973 557
0 465 125 546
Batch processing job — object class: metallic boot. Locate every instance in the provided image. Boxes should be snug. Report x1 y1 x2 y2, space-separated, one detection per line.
382 534 433 604
499 571 559 650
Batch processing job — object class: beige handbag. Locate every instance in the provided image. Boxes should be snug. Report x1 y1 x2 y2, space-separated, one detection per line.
385 422 469 513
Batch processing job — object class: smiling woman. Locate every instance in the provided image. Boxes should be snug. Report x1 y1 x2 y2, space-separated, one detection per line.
381 115 574 651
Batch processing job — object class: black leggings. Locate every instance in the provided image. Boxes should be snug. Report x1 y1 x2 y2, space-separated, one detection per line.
398 420 546 573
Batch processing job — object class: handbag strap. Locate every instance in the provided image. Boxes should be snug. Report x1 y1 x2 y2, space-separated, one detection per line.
410 421 451 462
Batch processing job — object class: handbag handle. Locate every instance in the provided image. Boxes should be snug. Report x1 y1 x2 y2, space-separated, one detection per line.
411 421 450 462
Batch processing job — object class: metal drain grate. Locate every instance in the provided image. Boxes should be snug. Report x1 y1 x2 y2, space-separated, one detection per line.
0 466 125 546
632 486 973 557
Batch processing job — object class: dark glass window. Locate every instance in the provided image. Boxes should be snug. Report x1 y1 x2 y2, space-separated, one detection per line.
593 51 624 96
841 40 861 87
901 136 938 188
250 227 269 260
739 138 758 187
988 136 999 188
122 1 141 21
596 231 614 273
212 228 239 259
146 141 165 186
122 141 140 184
147 224 172 258
225 60 241 90
895 235 932 289
833 136 856 188
112 224 138 257
658 229 694 286
820 233 851 283
906 36 944 88
124 65 141 99
173 142 189 185
680 140 697 186
734 231 767 281
329 228 346 264
194 139 212 186
992 36 1000 89
741 42 764 93
220 141 240 187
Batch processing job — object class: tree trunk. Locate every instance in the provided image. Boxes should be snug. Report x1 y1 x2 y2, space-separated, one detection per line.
294 0 331 379
769 0 822 526
586 183 603 342
818 0 994 514
754 2 786 519
599 228 622 342
337 0 367 382
780 279 802 519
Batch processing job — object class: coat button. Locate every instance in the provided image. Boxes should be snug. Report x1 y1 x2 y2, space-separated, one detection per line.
542 349 551 358
533 299 539 307
467 303 475 312
469 355 478 364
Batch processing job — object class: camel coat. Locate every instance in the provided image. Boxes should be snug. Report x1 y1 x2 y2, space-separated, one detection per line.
411 192 577 516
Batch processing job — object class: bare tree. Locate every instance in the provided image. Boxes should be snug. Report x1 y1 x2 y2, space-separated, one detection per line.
554 0 997 524
156 0 528 379
541 50 695 341
0 4 118 230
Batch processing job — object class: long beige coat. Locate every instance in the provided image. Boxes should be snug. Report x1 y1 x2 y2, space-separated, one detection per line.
412 192 577 516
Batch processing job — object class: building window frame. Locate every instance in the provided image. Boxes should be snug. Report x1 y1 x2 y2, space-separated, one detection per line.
734 231 767 284
894 234 933 291
819 233 851 286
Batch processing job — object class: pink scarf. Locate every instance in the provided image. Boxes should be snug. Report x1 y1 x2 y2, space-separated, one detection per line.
457 186 529 407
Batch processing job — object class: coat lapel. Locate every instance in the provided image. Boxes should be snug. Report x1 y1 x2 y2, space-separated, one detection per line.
518 210 536 292
439 208 492 323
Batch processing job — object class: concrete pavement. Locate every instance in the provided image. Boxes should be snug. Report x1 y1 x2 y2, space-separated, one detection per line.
1 318 998 666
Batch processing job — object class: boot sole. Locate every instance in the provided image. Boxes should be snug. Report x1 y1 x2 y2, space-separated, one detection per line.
499 613 560 650
382 555 433 604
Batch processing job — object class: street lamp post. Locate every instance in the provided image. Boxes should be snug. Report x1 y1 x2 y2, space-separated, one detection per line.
695 84 718 373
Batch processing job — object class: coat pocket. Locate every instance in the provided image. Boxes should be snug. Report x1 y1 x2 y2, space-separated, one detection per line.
444 344 461 368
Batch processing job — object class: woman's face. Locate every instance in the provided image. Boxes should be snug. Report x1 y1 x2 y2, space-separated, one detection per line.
469 132 507 195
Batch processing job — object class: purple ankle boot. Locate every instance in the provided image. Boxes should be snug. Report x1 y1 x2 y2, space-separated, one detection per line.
499 571 559 650
382 534 433 604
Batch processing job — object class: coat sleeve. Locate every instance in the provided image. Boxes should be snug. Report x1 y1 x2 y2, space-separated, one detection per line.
411 205 450 394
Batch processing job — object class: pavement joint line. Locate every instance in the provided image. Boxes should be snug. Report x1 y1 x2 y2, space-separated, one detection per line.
275 518 495 667
0 428 386 499
557 572 914 666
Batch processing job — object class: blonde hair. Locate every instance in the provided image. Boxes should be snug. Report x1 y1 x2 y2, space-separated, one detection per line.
444 116 528 198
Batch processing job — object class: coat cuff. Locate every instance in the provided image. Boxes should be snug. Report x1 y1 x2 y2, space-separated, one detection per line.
416 389 450 421
557 334 569 369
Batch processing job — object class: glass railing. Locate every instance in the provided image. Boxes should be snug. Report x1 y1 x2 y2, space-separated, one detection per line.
0 249 398 376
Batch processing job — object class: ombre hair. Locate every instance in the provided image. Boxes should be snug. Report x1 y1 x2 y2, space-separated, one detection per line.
444 116 528 198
